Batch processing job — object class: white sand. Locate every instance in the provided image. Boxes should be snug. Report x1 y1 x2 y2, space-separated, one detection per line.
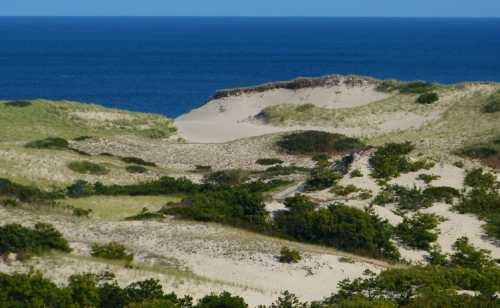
175 82 389 143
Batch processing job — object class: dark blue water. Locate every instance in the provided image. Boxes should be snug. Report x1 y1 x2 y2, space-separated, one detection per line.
1 17 500 117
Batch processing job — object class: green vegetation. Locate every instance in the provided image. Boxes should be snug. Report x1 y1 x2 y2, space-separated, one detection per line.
256 158 284 166
2 236 499 307
464 168 496 189
67 161 109 175
304 168 342 191
369 142 434 179
260 165 310 177
350 169 363 178
395 213 442 250
204 169 249 187
126 208 165 221
0 223 71 256
91 242 134 262
330 184 360 196
121 157 157 167
164 188 269 230
277 246 302 264
4 100 32 107
377 80 436 94
373 185 460 210
273 196 399 260
460 139 500 169
483 90 500 113
0 99 176 142
194 165 212 173
417 173 440 184
73 208 92 218
25 137 70 150
0 178 61 203
277 131 365 156
126 165 148 174
416 92 439 104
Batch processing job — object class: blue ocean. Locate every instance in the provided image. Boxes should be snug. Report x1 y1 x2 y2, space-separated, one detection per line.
1 17 500 117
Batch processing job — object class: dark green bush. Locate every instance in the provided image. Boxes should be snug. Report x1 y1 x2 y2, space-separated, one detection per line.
126 165 148 174
417 173 440 184
416 92 439 104
398 81 435 94
0 223 71 255
91 242 133 262
304 168 342 191
274 198 399 260
277 246 302 264
462 146 498 159
126 208 165 221
67 161 109 175
121 157 157 167
196 292 247 308
261 165 310 176
256 158 284 166
73 208 92 218
204 170 249 187
464 168 496 189
277 131 365 155
350 169 363 178
423 186 460 204
369 142 416 179
25 137 69 150
0 178 61 202
395 213 442 250
164 188 269 229
330 184 360 196
4 100 32 107
483 91 500 113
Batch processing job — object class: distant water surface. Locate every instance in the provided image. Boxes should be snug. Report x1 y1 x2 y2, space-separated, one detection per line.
1 17 499 117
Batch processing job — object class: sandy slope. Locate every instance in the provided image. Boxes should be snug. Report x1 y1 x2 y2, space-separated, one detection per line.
175 81 389 143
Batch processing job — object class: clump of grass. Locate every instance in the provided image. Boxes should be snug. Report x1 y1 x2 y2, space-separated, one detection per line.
339 256 355 264
121 157 156 167
416 92 439 104
277 131 366 156
194 165 212 173
126 165 148 174
330 184 360 196
483 91 500 113
277 246 302 264
256 158 284 166
4 100 32 107
295 104 315 112
25 137 69 150
90 242 133 262
67 161 109 175
350 169 363 178
377 80 435 94
73 208 92 218
417 174 440 184
73 135 94 141
126 208 164 221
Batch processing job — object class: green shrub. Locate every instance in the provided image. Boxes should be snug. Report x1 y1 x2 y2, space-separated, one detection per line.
453 161 464 168
450 237 495 270
417 173 440 184
462 146 498 159
416 92 439 104
126 165 148 174
376 80 403 92
204 169 249 187
0 178 61 202
194 165 212 172
464 168 496 189
330 184 360 196
196 292 247 308
369 142 416 179
25 137 69 150
67 161 109 175
0 223 71 256
262 165 309 176
121 157 156 167
126 208 165 221
274 199 400 260
423 186 460 204
304 168 342 191
277 246 302 264
73 208 92 218
256 158 283 166
483 91 500 113
350 169 363 178
164 188 269 229
395 213 442 250
277 131 365 155
4 100 32 107
91 242 133 262
73 135 94 141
